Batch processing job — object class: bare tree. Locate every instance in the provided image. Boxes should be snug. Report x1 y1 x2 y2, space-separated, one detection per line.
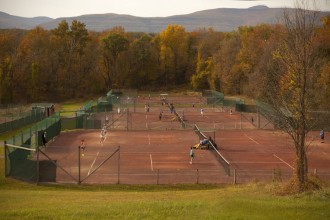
262 0 323 191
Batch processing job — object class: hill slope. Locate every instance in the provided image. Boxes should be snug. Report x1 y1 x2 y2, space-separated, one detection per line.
1 6 329 32
0 11 52 29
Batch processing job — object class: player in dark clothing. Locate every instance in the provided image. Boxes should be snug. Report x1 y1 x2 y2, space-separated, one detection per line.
42 131 47 147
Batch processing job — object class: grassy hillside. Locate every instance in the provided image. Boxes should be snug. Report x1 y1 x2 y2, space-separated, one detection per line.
0 176 330 219
1 141 329 219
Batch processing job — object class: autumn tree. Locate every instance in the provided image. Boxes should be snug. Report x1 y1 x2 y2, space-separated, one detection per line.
191 52 212 90
212 32 241 94
100 27 129 89
262 0 324 192
50 20 89 98
18 26 50 102
0 30 26 103
190 28 223 91
316 15 330 109
158 25 189 87
236 25 277 97
123 34 160 89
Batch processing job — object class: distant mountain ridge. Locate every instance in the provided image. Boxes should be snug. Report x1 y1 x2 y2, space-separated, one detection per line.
0 6 329 32
0 11 52 29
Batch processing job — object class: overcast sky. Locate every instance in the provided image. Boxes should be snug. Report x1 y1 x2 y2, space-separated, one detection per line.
1 0 329 18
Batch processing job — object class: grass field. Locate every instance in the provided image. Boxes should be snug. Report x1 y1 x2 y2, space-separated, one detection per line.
1 100 330 219
1 140 330 219
0 175 330 219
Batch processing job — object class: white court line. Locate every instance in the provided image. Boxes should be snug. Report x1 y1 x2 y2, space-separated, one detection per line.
88 135 106 175
88 151 100 175
122 152 189 154
154 161 211 164
244 133 260 145
273 154 294 170
234 161 283 164
150 154 153 171
148 134 151 145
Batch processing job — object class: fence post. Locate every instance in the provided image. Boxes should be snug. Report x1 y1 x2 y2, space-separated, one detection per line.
75 112 78 129
78 146 81 185
257 108 260 129
111 112 114 129
36 146 39 185
130 112 133 130
118 146 120 184
272 169 275 182
314 168 317 176
196 169 199 184
233 168 237 184
4 141 8 177
126 108 129 131
30 127 32 146
36 130 38 148
134 98 136 113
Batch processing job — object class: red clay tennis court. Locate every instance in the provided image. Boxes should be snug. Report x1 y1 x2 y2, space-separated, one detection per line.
37 94 330 184
41 130 230 184
211 130 330 183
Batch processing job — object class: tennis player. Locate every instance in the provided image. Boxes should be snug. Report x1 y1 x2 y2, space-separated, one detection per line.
80 139 86 156
41 130 47 147
320 128 325 143
189 146 195 164
100 126 107 144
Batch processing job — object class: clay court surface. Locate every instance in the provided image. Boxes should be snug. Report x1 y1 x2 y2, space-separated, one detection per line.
38 94 329 184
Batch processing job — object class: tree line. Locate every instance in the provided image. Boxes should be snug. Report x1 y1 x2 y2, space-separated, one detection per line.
0 16 329 107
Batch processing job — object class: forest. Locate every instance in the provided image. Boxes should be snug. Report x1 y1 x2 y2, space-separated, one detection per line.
0 15 329 108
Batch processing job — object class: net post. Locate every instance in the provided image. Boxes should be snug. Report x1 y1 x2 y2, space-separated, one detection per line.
78 146 81 185
117 146 120 184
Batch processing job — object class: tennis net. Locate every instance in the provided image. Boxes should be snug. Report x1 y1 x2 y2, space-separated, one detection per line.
174 110 185 129
193 124 230 176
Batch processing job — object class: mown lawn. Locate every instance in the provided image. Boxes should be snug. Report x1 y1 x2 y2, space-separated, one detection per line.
0 165 330 220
